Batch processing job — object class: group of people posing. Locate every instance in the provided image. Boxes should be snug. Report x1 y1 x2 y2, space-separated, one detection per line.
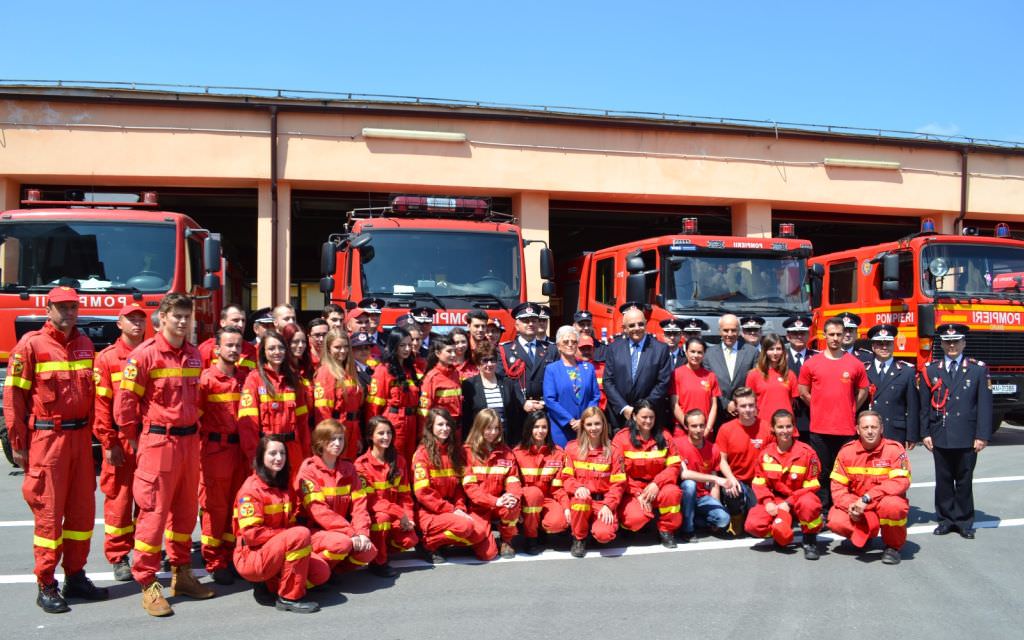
4 288 992 618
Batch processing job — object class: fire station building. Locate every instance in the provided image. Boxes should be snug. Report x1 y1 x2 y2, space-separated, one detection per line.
2 83 1023 315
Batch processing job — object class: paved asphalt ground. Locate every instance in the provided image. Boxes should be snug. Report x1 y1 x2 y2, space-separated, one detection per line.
2 428 1023 640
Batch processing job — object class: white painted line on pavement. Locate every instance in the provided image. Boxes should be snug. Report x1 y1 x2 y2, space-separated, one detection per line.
0 518 103 528
910 475 1024 489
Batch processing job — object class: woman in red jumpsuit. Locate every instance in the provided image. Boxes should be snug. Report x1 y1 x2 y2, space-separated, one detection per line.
313 329 364 460
412 408 496 564
462 408 522 559
671 337 720 437
365 328 421 465
562 406 627 558
282 322 314 387
450 328 478 382
613 399 683 548
744 333 798 433
355 416 419 577
418 335 462 423
238 331 313 484
233 435 329 613
512 410 569 554
295 419 377 577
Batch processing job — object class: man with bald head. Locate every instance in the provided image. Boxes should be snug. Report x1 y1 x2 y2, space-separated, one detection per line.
703 314 758 430
602 306 673 431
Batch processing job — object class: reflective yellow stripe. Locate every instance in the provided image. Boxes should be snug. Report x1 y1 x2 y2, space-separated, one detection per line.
506 476 520 484
762 462 784 472
789 465 808 474
303 491 326 506
430 469 456 478
370 522 392 532
314 399 332 408
201 535 222 547
413 479 430 491
519 467 559 476
353 489 368 500
879 517 908 527
348 557 369 566
259 392 296 402
150 367 201 379
666 455 681 465
571 503 591 511
417 407 430 417
105 523 135 536
443 530 472 546
111 372 123 382
471 465 510 475
845 466 891 476
33 534 62 549
367 396 386 406
803 480 821 489
5 375 32 390
322 485 352 497
551 478 563 487
623 449 667 460
322 549 349 561
264 503 293 515
222 533 236 543
295 405 308 417
436 389 462 398
752 477 767 485
239 358 257 369
121 379 146 396
801 516 823 529
561 467 575 476
396 484 411 493
207 392 241 403
522 506 543 514
36 359 92 373
63 528 92 541
830 472 850 485
574 461 610 472
238 408 259 417
609 473 627 483
238 516 263 528
889 469 911 478
134 538 162 554
286 545 312 561
95 386 113 398
658 505 681 515
461 475 478 485
165 530 191 543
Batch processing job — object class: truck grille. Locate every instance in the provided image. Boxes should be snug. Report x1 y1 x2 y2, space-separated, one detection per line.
15 315 120 352
931 331 1024 368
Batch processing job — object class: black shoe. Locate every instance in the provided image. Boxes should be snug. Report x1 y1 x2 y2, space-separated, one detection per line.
275 596 319 613
421 546 446 565
678 530 694 544
252 582 276 607
211 568 235 585
368 562 398 578
803 543 820 561
37 581 70 614
933 523 954 536
881 547 902 565
570 538 587 558
112 558 133 582
959 528 976 540
524 537 542 555
658 530 677 549
61 571 109 601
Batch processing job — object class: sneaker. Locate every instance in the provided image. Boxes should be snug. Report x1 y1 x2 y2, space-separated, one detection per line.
112 558 133 582
570 538 587 558
368 562 398 578
61 571 109 600
211 568 235 585
881 547 902 565
421 546 446 565
802 543 820 561
275 596 319 613
141 581 173 617
658 530 678 549
37 581 70 614
499 541 516 559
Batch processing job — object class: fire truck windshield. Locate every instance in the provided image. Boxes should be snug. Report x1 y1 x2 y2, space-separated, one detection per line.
360 229 521 305
0 221 176 293
922 242 1024 298
664 252 808 312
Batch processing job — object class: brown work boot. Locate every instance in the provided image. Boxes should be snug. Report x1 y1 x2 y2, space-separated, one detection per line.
170 565 215 599
141 581 173 617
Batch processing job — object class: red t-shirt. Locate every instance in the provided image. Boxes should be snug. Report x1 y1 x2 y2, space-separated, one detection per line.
715 418 770 483
797 353 867 437
676 437 719 498
673 366 720 417
745 368 799 431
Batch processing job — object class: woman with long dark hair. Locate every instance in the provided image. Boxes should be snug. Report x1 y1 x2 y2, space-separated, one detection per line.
512 410 570 554
281 322 314 386
745 333 798 432
671 337 720 438
419 334 463 423
450 327 479 382
313 329 364 460
365 327 421 464
233 435 329 613
239 330 313 484
354 416 419 577
462 409 522 559
613 399 682 548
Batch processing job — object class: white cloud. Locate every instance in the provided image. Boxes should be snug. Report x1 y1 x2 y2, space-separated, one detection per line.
915 122 960 137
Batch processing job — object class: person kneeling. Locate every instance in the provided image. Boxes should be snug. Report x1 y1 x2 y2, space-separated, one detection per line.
744 410 823 560
234 435 329 612
828 411 911 565
463 409 523 559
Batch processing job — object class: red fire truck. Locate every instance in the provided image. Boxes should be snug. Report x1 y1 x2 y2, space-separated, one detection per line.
809 218 1024 429
559 218 814 340
319 196 554 338
0 189 224 463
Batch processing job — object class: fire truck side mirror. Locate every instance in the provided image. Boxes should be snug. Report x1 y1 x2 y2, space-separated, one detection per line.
539 248 554 281
203 273 221 291
881 253 901 293
321 242 337 276
542 281 555 297
626 255 645 274
203 234 221 272
319 276 335 295
918 304 936 337
808 263 824 308
626 273 645 306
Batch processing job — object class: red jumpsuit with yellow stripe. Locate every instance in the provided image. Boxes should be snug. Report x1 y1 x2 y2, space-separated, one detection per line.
237 367 312 485
113 333 203 586
4 322 96 585
745 440 823 545
512 444 570 537
418 364 462 423
462 444 523 541
562 442 628 543
198 365 248 573
93 337 138 564
313 367 363 460
354 451 419 565
412 444 496 559
612 430 683 533
829 438 911 549
365 365 421 465
232 473 330 600
295 455 377 572
198 337 258 377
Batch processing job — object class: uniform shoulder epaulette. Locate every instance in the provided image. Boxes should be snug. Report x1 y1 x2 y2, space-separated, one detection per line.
896 360 912 369
968 357 985 367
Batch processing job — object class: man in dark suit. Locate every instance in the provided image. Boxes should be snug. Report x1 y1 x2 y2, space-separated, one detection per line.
703 314 758 429
602 306 673 431
784 315 817 437
920 323 993 540
864 324 918 445
496 302 552 415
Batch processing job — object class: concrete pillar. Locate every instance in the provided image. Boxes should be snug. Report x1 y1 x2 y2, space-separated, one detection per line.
256 181 291 308
277 182 292 305
0 178 20 210
513 192 550 303
731 201 773 238
935 211 958 235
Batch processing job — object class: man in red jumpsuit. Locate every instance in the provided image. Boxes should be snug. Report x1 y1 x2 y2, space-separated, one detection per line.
93 301 148 581
744 409 823 560
829 410 911 565
198 303 258 375
115 293 216 616
4 286 109 613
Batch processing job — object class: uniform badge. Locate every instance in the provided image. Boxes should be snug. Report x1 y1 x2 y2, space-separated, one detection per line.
418 395 429 408
123 363 138 381
10 354 23 376
314 383 325 399
414 465 427 480
93 368 101 385
238 502 255 518
301 479 316 495
369 379 378 396
240 390 254 408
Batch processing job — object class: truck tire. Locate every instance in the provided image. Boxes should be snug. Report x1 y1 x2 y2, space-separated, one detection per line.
0 415 13 466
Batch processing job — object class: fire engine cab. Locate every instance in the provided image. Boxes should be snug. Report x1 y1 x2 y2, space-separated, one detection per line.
810 218 1024 430
0 189 224 464
559 218 814 340
319 195 554 338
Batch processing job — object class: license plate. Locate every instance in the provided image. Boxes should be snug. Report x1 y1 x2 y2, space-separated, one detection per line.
992 384 1017 395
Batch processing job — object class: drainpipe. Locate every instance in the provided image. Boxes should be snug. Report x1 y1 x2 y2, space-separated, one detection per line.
269 106 279 302
954 147 969 234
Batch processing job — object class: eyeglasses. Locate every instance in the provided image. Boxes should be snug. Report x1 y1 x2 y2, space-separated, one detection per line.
480 358 497 364
561 340 578 345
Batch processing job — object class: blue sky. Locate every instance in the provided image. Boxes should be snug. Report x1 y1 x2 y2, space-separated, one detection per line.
4 1 1022 142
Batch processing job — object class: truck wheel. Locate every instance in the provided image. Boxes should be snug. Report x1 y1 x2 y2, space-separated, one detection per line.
0 416 13 466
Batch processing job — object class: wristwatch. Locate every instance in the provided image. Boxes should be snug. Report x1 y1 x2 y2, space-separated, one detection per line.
860 494 871 504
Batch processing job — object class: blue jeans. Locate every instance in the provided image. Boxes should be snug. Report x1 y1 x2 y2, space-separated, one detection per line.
681 480 730 533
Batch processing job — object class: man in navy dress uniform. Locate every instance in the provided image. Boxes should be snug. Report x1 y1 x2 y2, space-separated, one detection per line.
864 324 919 446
